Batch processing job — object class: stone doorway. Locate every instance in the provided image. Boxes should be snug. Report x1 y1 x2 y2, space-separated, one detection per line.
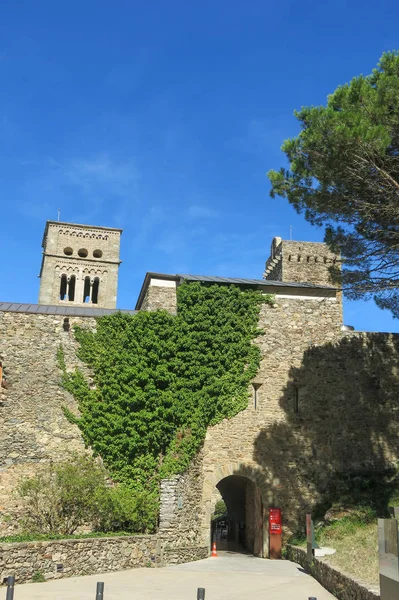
211 475 264 556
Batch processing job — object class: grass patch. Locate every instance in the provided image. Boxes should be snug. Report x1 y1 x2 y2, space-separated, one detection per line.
287 503 391 586
287 532 306 547
317 519 379 585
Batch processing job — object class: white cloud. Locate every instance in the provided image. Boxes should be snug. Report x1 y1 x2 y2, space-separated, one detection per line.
17 154 140 223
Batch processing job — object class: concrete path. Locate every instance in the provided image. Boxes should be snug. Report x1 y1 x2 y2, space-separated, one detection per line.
6 552 335 600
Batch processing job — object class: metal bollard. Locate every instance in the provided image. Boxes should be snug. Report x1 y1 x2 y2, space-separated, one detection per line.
197 588 205 600
95 581 104 600
308 597 317 599
6 576 15 600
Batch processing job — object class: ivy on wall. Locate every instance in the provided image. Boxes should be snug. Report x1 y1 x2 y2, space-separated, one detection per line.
60 282 271 496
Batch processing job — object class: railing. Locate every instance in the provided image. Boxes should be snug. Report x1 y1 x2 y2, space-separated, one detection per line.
4 577 317 600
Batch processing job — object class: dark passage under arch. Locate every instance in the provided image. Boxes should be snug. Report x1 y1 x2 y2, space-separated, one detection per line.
212 475 264 556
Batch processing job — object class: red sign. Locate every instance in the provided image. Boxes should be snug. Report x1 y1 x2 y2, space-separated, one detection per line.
269 508 282 535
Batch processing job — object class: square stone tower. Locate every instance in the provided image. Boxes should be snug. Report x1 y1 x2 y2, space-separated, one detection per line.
264 237 340 287
38 221 122 309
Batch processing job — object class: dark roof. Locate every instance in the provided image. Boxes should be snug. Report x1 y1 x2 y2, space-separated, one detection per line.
177 274 336 290
0 303 137 317
135 272 337 309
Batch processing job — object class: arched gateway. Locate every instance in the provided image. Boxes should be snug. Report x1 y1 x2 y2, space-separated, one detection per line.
203 463 272 557
158 459 278 561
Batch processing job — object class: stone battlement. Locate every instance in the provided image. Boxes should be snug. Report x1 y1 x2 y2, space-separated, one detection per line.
264 237 340 287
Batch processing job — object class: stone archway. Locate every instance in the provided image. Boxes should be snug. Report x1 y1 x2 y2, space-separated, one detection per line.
214 475 261 554
202 463 274 557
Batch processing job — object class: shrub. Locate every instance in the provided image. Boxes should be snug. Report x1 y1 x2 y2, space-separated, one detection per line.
18 455 106 535
93 485 158 533
18 455 154 535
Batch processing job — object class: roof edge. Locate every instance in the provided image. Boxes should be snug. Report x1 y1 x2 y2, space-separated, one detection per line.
0 302 136 317
177 273 338 291
134 271 339 311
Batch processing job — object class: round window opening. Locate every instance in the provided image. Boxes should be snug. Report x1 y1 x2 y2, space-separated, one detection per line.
78 248 88 258
93 249 103 258
64 247 73 256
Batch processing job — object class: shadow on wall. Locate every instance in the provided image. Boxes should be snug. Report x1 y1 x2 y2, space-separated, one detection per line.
253 333 399 532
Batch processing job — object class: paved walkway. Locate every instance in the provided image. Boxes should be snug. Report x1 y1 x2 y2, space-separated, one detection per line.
7 552 335 600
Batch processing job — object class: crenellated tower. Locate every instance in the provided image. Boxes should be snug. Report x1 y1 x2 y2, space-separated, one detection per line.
38 221 122 308
263 237 340 287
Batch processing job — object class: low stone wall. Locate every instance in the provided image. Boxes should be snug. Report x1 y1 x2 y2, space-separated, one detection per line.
0 535 210 584
285 545 380 600
0 535 160 584
162 546 209 565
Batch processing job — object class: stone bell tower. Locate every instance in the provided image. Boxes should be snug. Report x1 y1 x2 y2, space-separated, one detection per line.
38 221 122 309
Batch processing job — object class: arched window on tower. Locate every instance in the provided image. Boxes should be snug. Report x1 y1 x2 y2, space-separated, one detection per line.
60 275 67 300
83 277 91 303
92 278 100 304
68 275 76 301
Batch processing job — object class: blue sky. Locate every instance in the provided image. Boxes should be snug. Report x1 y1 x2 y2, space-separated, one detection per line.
1 0 399 331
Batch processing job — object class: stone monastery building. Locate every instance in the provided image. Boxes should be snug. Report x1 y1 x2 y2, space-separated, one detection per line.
1 220 399 562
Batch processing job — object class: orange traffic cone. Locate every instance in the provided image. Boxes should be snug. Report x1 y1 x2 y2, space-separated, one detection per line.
211 541 218 557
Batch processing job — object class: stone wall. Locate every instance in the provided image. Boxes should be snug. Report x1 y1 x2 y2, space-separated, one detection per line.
0 355 7 407
0 535 160 583
159 455 208 560
196 292 399 553
244 480 254 552
199 292 344 545
161 545 208 564
140 284 177 314
285 545 380 600
264 237 339 286
0 312 96 534
292 330 399 473
0 532 211 584
2 277 399 562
